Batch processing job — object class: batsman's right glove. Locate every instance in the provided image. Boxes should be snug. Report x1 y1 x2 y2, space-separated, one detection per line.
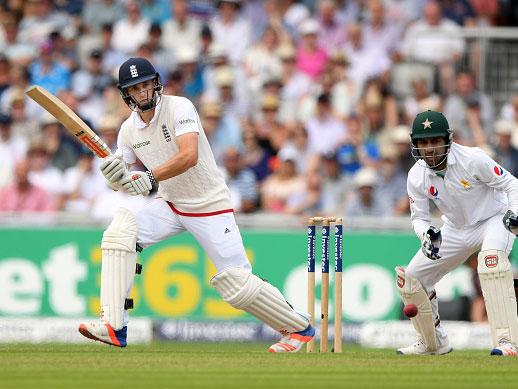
422 226 442 260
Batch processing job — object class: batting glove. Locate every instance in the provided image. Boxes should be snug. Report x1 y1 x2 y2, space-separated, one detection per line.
422 226 442 260
119 171 156 196
100 150 126 184
503 210 518 235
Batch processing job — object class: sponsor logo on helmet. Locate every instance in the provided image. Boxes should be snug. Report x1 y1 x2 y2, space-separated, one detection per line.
485 255 498 268
494 165 504 176
429 186 439 198
422 118 433 129
130 65 138 78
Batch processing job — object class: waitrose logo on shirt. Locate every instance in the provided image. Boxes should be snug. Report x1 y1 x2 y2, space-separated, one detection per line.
132 140 151 149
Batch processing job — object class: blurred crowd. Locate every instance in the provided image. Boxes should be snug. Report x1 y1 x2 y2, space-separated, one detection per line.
1 0 518 219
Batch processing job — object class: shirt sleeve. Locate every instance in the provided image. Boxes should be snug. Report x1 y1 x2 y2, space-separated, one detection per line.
174 97 200 137
407 172 430 239
117 130 136 165
469 149 518 213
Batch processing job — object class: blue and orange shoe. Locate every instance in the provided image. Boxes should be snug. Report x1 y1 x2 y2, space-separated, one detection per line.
78 322 127 348
490 340 517 356
268 325 315 353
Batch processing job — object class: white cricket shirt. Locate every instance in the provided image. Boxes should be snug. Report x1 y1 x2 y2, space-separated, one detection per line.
408 143 518 237
117 95 233 215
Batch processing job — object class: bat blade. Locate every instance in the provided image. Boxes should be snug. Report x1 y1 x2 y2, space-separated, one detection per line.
26 85 112 158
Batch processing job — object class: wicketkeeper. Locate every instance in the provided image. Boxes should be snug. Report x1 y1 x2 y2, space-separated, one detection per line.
397 110 518 356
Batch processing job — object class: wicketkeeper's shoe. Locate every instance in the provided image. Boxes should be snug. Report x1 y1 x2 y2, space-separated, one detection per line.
397 338 452 355
78 322 127 348
268 324 315 353
490 340 517 356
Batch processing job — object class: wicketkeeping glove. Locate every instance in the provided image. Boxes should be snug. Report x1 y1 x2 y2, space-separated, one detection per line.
503 210 518 235
119 171 156 196
422 226 442 260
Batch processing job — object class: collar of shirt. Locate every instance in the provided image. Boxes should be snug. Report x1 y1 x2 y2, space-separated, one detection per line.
425 144 457 177
132 99 162 130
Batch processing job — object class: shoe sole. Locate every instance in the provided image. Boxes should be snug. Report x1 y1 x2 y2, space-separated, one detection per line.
397 347 453 355
78 324 124 348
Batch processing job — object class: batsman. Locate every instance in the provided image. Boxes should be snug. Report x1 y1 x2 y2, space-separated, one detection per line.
397 110 518 356
78 57 314 352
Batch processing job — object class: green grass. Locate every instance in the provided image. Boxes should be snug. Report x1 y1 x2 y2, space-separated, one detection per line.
1 343 517 389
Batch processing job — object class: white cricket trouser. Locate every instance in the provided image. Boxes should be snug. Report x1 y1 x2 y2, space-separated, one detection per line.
133 198 251 272
405 213 515 343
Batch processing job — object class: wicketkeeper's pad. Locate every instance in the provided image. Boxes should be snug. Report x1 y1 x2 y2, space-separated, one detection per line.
395 266 438 351
478 249 518 347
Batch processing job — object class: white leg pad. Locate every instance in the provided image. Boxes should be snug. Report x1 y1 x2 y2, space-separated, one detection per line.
395 266 438 351
477 250 518 347
211 267 308 335
100 208 138 330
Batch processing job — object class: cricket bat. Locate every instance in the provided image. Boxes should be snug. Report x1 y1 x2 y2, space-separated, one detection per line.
25 85 112 158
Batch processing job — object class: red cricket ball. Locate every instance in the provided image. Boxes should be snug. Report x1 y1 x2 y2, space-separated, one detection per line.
403 304 418 318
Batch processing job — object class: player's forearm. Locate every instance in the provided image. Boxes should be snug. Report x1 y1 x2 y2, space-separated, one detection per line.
152 152 198 182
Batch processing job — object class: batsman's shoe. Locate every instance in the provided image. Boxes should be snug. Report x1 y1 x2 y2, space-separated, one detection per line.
78 322 127 347
397 338 452 355
268 324 315 353
490 340 517 356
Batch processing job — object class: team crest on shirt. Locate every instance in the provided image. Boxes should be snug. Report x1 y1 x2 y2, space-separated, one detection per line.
429 186 439 198
162 124 171 142
493 165 504 176
459 179 472 190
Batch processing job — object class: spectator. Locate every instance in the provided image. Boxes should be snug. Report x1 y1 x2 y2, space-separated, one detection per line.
320 151 351 215
316 0 347 54
328 50 356 120
210 0 252 65
39 113 78 171
401 1 464 94
391 124 414 173
72 49 112 128
97 115 120 152
242 129 272 182
81 0 123 34
243 25 282 95
499 93 518 126
26 137 64 207
439 0 476 26
0 159 54 213
62 149 106 212
285 171 322 216
277 43 312 125
221 147 259 213
6 89 40 140
254 94 289 155
404 77 442 123
376 143 409 216
211 65 250 120
28 40 71 95
0 112 27 161
336 114 379 176
278 124 316 175
98 24 126 75
343 23 391 94
141 0 171 25
492 120 518 177
143 24 173 79
362 0 403 59
161 0 202 60
201 101 242 165
261 148 305 213
344 167 386 217
1 19 35 66
1 66 42 121
111 0 150 55
443 72 493 145
305 93 347 155
175 46 204 102
296 18 328 80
